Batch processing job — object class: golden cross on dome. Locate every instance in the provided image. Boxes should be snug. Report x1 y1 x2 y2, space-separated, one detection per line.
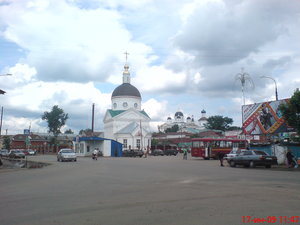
124 51 129 63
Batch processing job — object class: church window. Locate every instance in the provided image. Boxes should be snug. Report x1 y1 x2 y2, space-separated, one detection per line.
136 139 141 149
113 103 117 109
123 102 128 108
134 103 138 108
123 139 127 148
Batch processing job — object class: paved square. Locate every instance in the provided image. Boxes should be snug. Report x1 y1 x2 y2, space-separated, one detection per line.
1 155 299 225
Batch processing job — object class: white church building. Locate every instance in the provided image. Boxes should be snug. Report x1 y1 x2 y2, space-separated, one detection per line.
158 110 208 133
103 62 152 155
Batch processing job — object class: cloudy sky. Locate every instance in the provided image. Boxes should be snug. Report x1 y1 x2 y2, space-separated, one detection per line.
0 0 299 135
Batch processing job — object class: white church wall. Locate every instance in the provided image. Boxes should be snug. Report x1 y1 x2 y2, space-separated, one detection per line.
112 96 141 111
103 140 111 157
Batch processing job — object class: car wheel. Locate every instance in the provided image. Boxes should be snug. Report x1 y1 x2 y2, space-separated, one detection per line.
249 161 255 168
230 160 236 167
57 158 59 161
265 165 271 168
75 158 77 162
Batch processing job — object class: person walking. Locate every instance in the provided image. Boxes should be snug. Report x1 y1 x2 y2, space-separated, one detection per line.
93 148 98 160
218 152 225 167
183 148 187 160
286 149 297 168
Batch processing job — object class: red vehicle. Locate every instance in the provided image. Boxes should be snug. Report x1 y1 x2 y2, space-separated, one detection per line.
191 138 248 159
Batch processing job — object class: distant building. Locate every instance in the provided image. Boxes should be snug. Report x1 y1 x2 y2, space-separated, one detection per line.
158 109 208 133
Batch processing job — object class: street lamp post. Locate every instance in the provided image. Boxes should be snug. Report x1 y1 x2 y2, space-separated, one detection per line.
0 73 12 95
0 74 12 76
261 76 278 101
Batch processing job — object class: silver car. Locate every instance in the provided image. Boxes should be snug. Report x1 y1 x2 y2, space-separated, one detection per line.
0 149 9 157
57 149 77 162
224 149 247 161
8 149 26 159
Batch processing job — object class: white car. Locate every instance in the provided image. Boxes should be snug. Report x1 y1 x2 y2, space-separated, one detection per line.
224 149 247 161
57 149 77 162
28 149 36 155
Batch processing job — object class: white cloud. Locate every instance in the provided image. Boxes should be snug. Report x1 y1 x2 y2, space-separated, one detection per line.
1 0 300 133
142 98 168 121
0 0 153 83
135 65 187 93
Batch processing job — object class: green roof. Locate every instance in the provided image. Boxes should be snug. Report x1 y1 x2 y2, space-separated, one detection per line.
140 110 150 118
108 109 150 118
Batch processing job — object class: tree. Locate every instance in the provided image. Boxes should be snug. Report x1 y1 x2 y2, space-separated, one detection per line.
42 105 69 137
3 136 11 150
279 88 300 136
64 129 74 134
205 115 233 131
79 128 93 135
165 124 179 133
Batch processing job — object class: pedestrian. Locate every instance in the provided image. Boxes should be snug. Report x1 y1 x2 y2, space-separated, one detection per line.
218 152 225 167
93 148 98 160
144 148 148 158
183 148 187 160
286 149 297 168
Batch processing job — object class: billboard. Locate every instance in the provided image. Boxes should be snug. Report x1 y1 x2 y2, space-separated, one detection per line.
242 99 294 135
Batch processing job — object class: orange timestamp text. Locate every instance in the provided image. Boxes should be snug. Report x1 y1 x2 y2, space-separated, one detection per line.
242 216 299 223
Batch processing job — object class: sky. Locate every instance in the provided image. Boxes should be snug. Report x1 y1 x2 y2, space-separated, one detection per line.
0 0 299 135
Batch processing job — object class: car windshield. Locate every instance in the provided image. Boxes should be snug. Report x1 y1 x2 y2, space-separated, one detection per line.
254 151 267 155
61 150 74 153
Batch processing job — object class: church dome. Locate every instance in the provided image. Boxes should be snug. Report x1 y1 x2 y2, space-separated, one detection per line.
112 83 141 98
175 111 184 117
201 109 206 113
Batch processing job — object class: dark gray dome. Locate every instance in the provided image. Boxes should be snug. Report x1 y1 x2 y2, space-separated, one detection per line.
175 111 183 117
112 83 141 98
201 109 206 113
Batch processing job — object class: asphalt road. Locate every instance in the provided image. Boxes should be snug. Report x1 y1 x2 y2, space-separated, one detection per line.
0 154 300 225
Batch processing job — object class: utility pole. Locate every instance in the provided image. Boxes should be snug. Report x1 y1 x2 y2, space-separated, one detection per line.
0 106 3 137
91 103 95 132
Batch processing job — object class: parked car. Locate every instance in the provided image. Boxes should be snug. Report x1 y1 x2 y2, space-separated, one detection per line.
122 150 144 158
0 149 9 157
224 149 247 161
22 149 30 155
28 149 37 155
57 149 77 162
8 149 26 159
151 149 164 156
228 150 277 168
164 149 178 156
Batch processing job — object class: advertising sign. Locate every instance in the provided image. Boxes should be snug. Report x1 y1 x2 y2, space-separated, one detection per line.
242 99 294 135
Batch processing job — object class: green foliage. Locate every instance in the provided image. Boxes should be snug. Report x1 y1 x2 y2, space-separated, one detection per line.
165 124 179 133
79 128 93 135
64 129 74 134
204 115 233 131
279 88 300 135
3 136 11 150
42 105 69 137
226 126 241 131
